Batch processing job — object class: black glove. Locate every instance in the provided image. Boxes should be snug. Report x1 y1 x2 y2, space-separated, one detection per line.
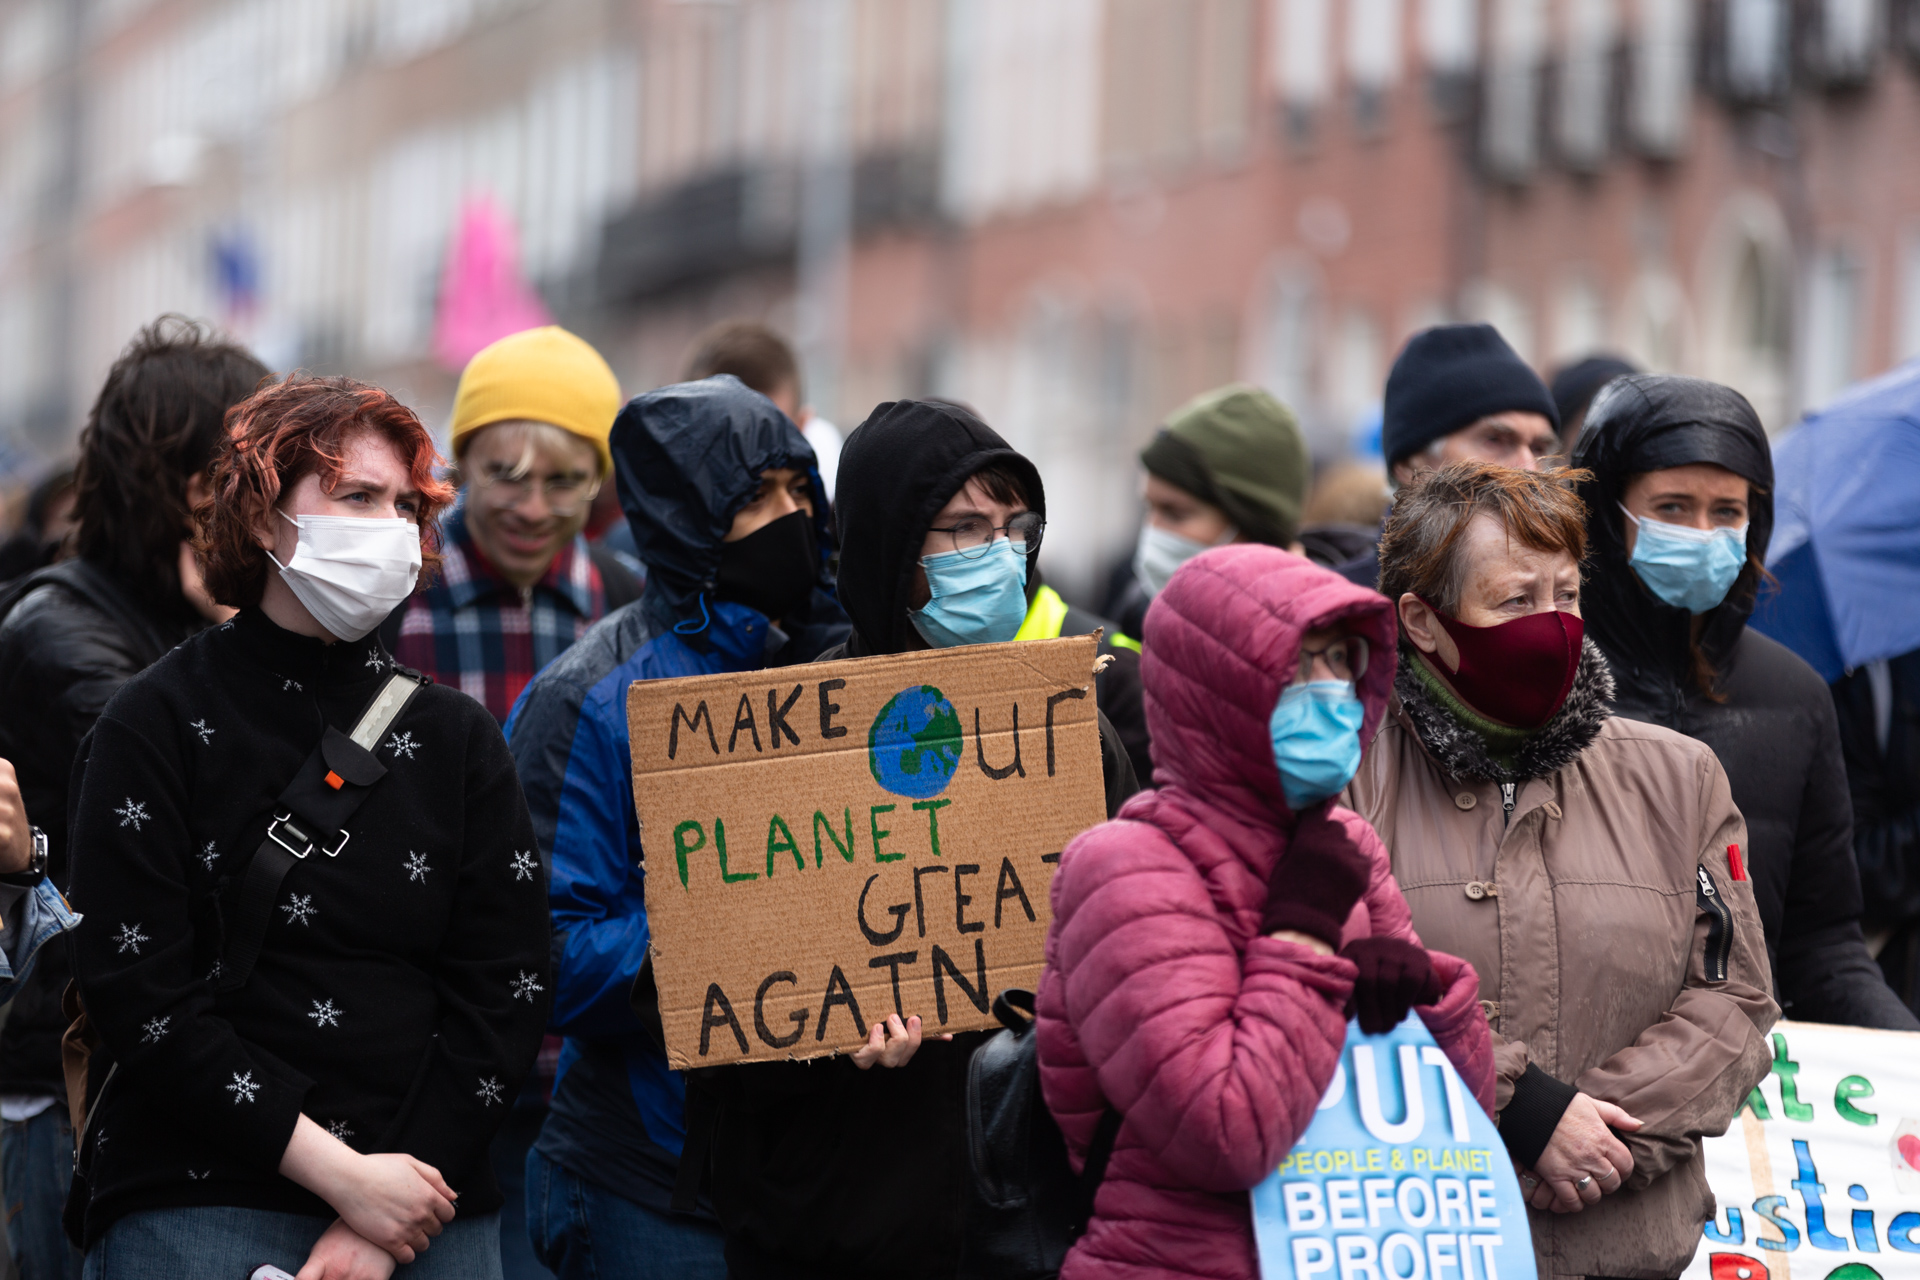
1261 803 1373 947
1340 936 1444 1034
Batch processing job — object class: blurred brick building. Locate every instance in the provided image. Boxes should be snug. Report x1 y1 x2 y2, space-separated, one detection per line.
2 0 1919 593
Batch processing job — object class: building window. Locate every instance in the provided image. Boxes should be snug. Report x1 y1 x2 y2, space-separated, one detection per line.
1332 308 1382 434
942 0 1102 221
1483 0 1545 181
1555 0 1614 170
1257 258 1322 423
1201 0 1258 160
1550 274 1608 364
1272 0 1333 139
1419 0 1476 114
1723 0 1789 101
1420 0 1476 73
1810 0 1882 86
1104 0 1254 172
1803 244 1864 411
1900 227 1920 364
1347 0 1402 131
1462 279 1535 366
1902 0 1920 63
1630 0 1692 157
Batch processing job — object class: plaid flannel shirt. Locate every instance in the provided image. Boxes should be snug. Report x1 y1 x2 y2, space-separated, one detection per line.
394 505 608 723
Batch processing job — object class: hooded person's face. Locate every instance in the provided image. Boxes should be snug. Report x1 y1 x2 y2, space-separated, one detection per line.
710 466 819 624
727 468 815 541
899 474 1036 649
1618 464 1750 548
1142 472 1234 546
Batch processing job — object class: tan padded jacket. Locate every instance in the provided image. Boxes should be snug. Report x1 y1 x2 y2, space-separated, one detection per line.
1347 693 1777 1280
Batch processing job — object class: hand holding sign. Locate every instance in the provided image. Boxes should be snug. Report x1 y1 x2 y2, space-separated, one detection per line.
850 1012 952 1069
627 635 1106 1067
1252 1014 1536 1280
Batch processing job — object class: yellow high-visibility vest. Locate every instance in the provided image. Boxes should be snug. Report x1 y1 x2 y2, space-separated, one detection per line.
1014 584 1140 652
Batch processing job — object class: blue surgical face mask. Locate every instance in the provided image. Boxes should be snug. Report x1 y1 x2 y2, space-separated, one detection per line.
1620 504 1750 615
1132 522 1230 598
1269 679 1365 811
910 537 1030 648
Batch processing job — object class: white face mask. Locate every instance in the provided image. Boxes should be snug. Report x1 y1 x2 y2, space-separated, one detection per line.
268 511 422 641
1132 521 1234 598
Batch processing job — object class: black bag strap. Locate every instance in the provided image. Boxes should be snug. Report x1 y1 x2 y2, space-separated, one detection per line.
219 672 422 993
1076 1106 1122 1222
994 987 1123 1232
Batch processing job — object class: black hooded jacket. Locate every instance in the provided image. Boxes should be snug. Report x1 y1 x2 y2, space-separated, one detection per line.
704 399 1138 1280
0 560 207 1097
1573 375 1918 1029
827 398 1139 813
508 376 850 1221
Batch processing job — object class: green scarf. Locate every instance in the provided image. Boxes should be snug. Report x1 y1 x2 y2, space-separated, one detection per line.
1409 656 1534 770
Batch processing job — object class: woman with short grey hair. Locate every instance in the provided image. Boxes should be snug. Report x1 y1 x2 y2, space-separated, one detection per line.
1345 459 1776 1280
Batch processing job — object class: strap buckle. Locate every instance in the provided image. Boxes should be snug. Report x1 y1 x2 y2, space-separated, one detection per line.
267 812 350 860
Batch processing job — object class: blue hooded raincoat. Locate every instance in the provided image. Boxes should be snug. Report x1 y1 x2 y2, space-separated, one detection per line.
504 375 848 1214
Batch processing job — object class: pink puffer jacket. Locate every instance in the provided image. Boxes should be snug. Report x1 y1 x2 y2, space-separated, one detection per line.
1036 546 1495 1280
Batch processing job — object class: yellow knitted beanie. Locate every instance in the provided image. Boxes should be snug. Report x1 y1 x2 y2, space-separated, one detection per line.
449 326 622 476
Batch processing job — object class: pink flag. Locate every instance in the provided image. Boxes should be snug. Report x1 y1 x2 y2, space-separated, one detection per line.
431 196 554 372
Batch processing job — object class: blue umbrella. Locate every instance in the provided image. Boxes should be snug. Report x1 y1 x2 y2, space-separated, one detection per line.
1749 359 1920 681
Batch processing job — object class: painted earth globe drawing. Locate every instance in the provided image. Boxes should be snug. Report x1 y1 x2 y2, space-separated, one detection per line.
867 685 963 799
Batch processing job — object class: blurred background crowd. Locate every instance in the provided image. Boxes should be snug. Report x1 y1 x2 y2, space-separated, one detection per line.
2 0 1919 603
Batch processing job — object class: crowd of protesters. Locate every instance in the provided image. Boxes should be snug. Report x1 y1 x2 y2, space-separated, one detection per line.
0 308 1911 1280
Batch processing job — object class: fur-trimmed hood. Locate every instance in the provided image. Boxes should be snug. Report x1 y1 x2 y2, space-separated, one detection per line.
1392 637 1615 783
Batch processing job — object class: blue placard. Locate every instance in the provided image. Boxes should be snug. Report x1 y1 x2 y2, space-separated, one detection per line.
1251 1014 1537 1280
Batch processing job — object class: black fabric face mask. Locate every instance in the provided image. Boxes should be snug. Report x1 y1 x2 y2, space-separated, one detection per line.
714 508 818 622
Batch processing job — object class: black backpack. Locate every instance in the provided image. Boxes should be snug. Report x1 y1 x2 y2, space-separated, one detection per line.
958 989 1121 1280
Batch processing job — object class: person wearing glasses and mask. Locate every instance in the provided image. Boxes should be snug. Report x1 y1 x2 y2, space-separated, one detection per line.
1572 376 1918 1031
699 399 1138 1280
387 326 638 725
826 399 1138 816
1037 543 1493 1280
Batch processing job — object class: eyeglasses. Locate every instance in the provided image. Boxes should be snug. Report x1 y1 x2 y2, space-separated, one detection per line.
1295 635 1369 685
926 511 1046 561
471 466 598 515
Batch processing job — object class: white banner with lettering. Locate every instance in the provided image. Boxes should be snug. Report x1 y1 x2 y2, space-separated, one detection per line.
1683 1020 1920 1280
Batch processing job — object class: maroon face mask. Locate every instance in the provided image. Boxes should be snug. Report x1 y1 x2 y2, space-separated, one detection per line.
1420 602 1585 730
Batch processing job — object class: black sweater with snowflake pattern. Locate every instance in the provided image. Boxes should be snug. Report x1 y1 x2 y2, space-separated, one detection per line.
66 608 552 1242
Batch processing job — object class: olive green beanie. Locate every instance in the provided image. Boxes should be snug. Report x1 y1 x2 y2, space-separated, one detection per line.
1139 383 1309 547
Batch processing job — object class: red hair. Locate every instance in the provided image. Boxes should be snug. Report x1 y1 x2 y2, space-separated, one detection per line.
194 375 456 609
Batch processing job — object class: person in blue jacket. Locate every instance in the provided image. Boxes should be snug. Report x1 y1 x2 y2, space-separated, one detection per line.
503 375 850 1279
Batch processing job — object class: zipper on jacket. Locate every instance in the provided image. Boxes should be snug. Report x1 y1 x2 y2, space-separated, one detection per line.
1500 783 1516 828
1696 865 1733 982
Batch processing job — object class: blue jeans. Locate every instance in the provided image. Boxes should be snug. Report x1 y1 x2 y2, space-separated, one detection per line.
82 1205 503 1280
491 1097 553 1279
3 1106 83 1280
525 1150 725 1280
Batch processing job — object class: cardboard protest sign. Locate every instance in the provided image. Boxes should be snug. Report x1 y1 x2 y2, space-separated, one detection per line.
1682 1020 1920 1280
627 634 1106 1069
1253 1014 1536 1280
